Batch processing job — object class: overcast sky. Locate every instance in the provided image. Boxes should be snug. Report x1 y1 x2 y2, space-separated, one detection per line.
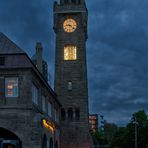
0 0 148 125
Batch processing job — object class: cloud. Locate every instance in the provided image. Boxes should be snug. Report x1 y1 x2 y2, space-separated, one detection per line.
0 0 55 85
87 0 148 124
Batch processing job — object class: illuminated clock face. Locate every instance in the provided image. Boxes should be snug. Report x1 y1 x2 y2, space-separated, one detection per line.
63 18 77 33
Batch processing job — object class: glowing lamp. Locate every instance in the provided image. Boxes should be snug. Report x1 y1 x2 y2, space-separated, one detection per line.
42 119 56 133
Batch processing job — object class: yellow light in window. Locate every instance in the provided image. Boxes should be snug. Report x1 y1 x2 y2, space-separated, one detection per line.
42 119 55 133
7 84 13 96
64 45 77 60
7 84 13 89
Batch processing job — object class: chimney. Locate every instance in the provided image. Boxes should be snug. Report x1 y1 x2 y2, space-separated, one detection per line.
36 42 43 73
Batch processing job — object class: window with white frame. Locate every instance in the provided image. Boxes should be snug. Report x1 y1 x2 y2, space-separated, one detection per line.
55 108 58 122
42 95 46 112
48 102 52 117
32 83 38 105
5 77 18 98
68 81 72 91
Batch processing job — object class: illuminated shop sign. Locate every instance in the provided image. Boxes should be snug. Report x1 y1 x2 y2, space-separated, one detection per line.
42 119 56 132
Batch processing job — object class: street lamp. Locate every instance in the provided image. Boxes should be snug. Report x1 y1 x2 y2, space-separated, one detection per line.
133 117 138 148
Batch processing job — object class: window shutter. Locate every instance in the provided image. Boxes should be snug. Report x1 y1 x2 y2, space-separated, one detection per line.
0 77 5 102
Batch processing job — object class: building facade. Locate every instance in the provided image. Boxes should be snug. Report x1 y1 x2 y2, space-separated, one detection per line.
0 33 61 148
54 0 92 147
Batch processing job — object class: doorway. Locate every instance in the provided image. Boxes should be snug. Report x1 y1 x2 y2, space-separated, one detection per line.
0 128 22 148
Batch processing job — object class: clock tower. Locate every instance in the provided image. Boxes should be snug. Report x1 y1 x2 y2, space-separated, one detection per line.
54 0 92 147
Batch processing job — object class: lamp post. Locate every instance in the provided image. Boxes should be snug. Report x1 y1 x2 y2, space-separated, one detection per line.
133 117 138 148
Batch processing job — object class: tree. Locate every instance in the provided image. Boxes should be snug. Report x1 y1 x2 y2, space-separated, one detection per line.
110 127 127 148
104 123 118 144
92 130 108 146
110 110 148 148
131 110 148 148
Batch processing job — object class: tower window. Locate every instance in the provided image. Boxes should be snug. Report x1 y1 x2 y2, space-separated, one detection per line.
0 57 5 66
68 81 72 91
61 108 66 121
68 108 73 120
75 108 80 120
5 78 18 98
64 45 77 61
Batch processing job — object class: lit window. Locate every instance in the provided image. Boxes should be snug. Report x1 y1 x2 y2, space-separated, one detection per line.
42 96 46 112
5 78 18 98
48 102 52 117
32 83 38 105
64 45 77 60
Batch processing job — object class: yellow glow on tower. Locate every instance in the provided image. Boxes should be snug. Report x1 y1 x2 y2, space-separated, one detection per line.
64 45 77 60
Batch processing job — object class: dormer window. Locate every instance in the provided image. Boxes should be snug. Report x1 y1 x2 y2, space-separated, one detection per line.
0 57 5 66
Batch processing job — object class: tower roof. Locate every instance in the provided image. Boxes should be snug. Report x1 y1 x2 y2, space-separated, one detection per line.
0 32 25 54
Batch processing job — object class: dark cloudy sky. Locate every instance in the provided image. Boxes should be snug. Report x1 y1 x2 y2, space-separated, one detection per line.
0 0 148 125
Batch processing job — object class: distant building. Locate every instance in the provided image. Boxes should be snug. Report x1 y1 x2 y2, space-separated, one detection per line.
89 114 98 133
0 33 61 148
89 114 105 133
31 42 48 82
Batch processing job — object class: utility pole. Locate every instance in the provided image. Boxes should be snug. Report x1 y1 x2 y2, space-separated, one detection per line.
133 117 138 148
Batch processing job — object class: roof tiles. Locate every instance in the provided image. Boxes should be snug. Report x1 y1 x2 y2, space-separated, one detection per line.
0 32 25 54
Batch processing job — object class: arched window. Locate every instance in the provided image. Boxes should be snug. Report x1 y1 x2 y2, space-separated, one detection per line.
64 0 69 3
68 108 73 120
55 141 58 148
61 108 66 121
42 135 47 148
71 0 76 3
75 108 80 120
49 138 53 148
